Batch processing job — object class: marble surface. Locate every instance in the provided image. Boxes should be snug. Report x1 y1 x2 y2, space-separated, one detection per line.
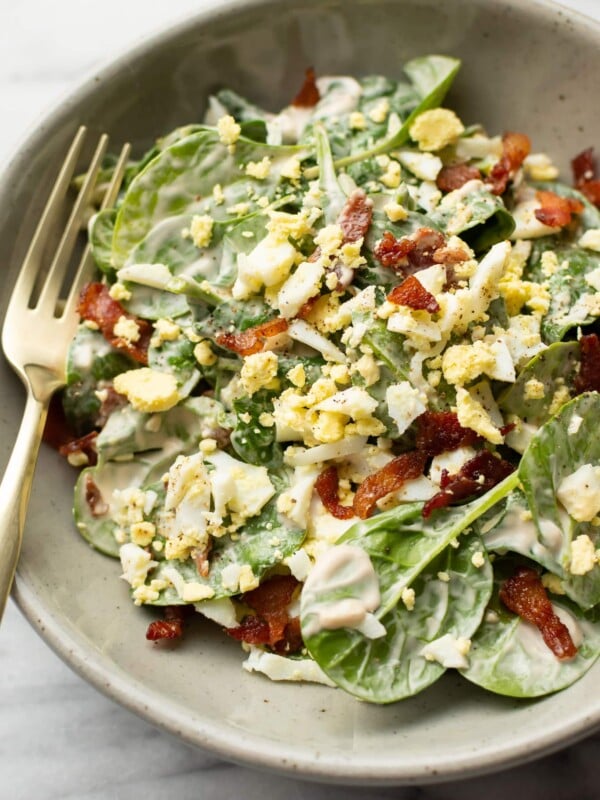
1 1 600 798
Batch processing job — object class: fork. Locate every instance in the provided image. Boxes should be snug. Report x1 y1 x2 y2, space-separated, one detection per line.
0 127 131 621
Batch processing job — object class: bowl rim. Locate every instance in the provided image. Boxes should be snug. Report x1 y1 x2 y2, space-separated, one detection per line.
5 0 600 785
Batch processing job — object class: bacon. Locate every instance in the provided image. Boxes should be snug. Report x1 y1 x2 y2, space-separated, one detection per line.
534 190 583 227
436 163 481 192
415 411 481 457
575 333 600 394
487 131 531 195
337 189 373 243
387 275 440 313
78 282 151 364
59 431 98 466
315 466 355 520
192 541 213 578
296 294 320 320
432 245 469 266
353 451 427 519
291 67 320 108
84 473 108 517
226 575 302 652
499 566 577 660
146 606 185 642
216 317 288 356
572 147 600 207
96 385 128 428
374 227 446 275
422 450 514 518
572 147 596 185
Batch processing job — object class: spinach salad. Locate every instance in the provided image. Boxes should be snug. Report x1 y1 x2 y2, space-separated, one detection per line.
61 55 600 703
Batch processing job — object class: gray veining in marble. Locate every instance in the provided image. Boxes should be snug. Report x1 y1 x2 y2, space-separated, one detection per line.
1 1 599 798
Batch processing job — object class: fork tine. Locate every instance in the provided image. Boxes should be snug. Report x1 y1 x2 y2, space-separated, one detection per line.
61 141 132 320
36 132 110 315
9 126 88 308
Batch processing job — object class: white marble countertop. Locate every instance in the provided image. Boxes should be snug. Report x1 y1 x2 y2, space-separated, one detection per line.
1 1 600 798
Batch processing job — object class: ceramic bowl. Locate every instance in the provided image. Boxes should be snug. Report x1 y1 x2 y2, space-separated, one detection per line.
1 0 599 785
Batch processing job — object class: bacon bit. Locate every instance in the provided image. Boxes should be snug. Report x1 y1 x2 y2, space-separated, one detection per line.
59 431 98 467
575 333 600 394
572 147 600 207
216 317 289 356
387 275 440 313
436 163 481 192
337 189 373 243
43 393 75 450
292 67 320 107
353 451 427 519
499 421 517 437
415 411 481 457
78 282 151 364
500 566 577 660
192 541 213 578
96 385 129 428
534 190 583 227
432 245 469 266
226 575 303 653
315 466 355 520
374 227 446 275
422 450 514 518
296 294 320 320
146 606 185 642
487 131 531 195
272 617 304 655
84 473 108 517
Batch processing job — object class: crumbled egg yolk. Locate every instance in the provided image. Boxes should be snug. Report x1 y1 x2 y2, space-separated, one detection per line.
113 368 179 413
217 114 241 146
240 351 279 395
189 214 214 248
409 108 465 152
245 156 272 180
113 316 140 344
194 340 217 366
109 282 131 302
349 111 367 130
455 386 503 444
384 201 409 222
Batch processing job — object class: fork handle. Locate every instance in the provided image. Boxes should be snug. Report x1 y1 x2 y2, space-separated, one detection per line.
0 390 48 620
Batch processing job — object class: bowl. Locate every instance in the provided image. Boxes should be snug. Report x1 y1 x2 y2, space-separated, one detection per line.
1 0 600 785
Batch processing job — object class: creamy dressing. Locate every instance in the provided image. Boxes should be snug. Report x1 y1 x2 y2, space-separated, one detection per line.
301 544 384 639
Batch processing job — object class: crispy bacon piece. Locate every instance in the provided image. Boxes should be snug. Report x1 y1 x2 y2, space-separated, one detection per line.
500 566 577 660
146 606 185 642
374 227 446 275
415 411 481 457
487 131 531 195
296 294 320 320
422 450 514 518
78 282 151 364
387 275 440 313
96 385 129 428
192 541 213 578
575 333 600 394
534 190 583 227
84 473 108 517
432 245 469 267
337 189 373 243
272 616 304 655
226 576 302 652
436 163 481 192
292 67 320 107
353 451 427 519
572 147 600 207
59 431 98 466
315 466 355 520
216 317 289 356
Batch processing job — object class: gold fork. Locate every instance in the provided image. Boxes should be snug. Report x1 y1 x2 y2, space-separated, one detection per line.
0 127 131 620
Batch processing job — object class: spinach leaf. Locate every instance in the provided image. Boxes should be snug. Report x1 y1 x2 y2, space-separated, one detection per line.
89 209 117 275
147 335 200 398
146 484 306 604
301 475 516 701
314 123 348 224
112 129 307 266
302 532 492 703
518 393 600 609
462 558 600 697
498 341 579 429
231 390 282 469
431 184 515 252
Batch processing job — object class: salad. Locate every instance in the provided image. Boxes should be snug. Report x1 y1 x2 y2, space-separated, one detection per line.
57 55 600 704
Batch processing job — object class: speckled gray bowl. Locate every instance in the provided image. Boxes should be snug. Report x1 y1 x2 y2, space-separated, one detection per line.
1 0 599 785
